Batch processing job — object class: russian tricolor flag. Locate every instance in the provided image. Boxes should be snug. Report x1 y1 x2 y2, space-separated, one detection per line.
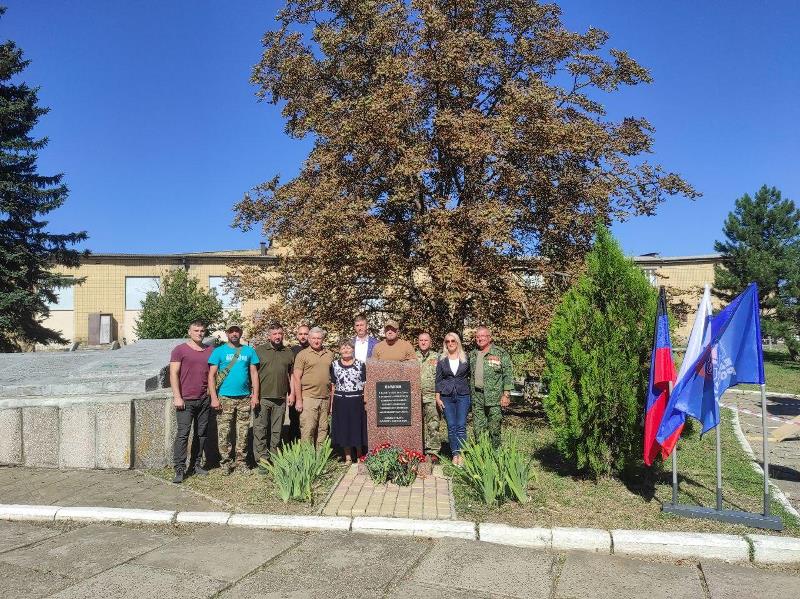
656 284 713 458
644 287 677 466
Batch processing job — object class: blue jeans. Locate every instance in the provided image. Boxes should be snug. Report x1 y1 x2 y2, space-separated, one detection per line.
441 393 471 456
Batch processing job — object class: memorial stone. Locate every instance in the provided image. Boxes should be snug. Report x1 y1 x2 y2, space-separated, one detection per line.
364 360 432 475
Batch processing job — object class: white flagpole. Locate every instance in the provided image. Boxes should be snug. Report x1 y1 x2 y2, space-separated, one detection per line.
669 380 678 505
715 422 723 510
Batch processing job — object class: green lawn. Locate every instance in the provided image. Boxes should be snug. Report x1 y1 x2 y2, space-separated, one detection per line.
742 349 800 394
149 461 348 514
448 405 799 536
674 348 799 394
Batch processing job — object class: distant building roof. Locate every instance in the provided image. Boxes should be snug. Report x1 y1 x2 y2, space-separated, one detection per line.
79 248 722 266
633 253 722 265
81 247 277 263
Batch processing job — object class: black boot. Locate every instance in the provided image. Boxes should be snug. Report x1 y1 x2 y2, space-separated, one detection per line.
172 467 185 484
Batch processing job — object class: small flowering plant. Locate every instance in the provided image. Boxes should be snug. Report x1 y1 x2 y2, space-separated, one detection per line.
360 443 426 486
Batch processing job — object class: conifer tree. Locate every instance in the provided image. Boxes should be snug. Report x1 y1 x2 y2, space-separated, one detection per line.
134 270 224 339
714 185 800 357
0 9 87 351
543 225 657 477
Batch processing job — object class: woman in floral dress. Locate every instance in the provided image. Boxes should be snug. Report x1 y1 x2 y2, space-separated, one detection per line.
329 339 367 464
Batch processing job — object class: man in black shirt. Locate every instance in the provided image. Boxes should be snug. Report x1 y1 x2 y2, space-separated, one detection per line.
285 324 310 442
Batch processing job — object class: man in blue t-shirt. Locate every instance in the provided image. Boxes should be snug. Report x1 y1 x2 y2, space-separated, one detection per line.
208 325 260 475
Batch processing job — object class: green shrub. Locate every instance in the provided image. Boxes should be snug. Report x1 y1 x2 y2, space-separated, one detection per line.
260 438 332 502
542 224 657 477
456 432 535 505
135 269 223 339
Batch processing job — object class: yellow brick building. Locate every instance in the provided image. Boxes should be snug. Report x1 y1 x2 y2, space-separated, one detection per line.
633 253 721 342
45 247 275 344
44 247 721 346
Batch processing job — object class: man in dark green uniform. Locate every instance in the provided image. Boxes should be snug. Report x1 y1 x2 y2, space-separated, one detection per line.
416 331 440 458
469 326 513 448
254 322 295 468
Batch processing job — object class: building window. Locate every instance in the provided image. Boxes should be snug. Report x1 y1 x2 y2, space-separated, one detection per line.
642 268 658 287
125 276 160 310
47 281 74 310
521 273 545 289
209 276 240 309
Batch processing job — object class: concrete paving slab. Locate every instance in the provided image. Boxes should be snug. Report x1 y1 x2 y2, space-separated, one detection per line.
0 523 171 579
0 560 75 598
555 551 702 599
217 531 429 598
133 525 301 582
0 468 218 512
0 408 22 465
702 560 800 598
0 521 63 554
409 537 555 598
47 563 226 599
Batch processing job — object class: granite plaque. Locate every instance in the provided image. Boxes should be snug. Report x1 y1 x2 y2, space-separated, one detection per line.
376 381 412 427
364 360 431 475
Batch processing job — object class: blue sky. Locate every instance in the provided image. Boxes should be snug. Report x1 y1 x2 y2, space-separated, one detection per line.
4 1 799 257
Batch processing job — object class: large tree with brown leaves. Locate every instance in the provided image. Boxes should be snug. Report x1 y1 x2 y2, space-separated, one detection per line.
233 0 697 347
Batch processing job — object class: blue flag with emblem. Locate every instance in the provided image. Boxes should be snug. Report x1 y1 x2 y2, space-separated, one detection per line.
657 283 765 440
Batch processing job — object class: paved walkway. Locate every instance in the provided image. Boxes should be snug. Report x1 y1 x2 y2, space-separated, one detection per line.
0 467 218 512
322 464 454 519
723 391 800 512
1 520 798 598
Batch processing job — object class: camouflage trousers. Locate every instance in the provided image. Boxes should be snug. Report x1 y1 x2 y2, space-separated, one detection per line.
218 396 252 467
472 389 502 448
422 397 441 454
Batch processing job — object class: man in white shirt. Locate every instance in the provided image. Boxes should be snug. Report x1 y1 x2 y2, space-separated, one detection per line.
351 314 377 362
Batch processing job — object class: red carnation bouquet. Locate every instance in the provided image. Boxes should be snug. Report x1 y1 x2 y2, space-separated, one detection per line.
361 443 426 486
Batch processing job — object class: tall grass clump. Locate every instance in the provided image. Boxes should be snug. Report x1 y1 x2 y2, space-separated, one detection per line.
261 438 332 502
456 432 535 505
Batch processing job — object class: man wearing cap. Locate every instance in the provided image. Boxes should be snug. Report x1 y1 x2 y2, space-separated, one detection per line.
293 326 335 448
469 326 513 448
372 320 416 361
208 325 260 474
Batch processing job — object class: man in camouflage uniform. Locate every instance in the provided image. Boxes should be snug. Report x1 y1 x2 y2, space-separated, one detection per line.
469 326 513 448
416 331 441 457
208 325 260 475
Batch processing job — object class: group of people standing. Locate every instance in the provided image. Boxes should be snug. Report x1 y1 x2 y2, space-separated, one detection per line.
168 315 514 482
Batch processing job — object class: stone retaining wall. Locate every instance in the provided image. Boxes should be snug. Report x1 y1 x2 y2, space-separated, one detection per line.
0 392 179 470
